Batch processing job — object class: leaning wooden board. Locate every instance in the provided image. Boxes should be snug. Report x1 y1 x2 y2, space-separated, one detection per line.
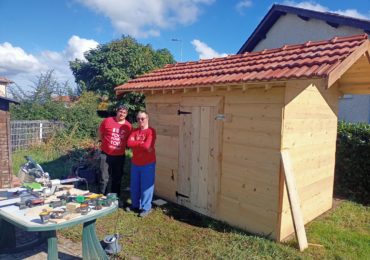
281 149 308 251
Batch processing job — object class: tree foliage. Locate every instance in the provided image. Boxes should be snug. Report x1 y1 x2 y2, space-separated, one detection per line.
9 70 101 138
69 36 175 114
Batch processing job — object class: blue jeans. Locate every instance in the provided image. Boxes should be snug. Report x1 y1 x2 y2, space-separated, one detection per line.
130 162 156 212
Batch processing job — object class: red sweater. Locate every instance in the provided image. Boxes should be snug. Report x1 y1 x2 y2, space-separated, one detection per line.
99 117 132 156
127 127 156 166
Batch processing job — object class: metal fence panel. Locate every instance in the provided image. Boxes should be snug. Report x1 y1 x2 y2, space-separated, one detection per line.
10 120 64 152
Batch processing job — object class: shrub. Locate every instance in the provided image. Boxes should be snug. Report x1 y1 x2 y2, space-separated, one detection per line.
335 121 370 205
11 91 102 139
63 91 102 138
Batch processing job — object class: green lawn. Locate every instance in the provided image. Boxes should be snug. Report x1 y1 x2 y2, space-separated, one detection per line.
12 145 370 260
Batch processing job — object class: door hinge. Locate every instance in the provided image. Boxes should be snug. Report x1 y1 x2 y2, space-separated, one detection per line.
177 110 192 115
175 191 189 198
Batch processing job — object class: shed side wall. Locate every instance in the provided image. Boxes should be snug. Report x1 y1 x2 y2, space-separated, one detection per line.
0 109 12 188
146 86 284 239
279 79 340 241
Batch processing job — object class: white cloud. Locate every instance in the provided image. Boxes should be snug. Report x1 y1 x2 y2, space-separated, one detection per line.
0 42 43 75
335 9 369 20
236 0 253 14
65 35 99 61
77 0 214 38
282 1 370 20
282 1 327 12
1 36 99 89
191 39 227 59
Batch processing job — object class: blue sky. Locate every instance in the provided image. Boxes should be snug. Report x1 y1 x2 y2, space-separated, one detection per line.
1 0 370 90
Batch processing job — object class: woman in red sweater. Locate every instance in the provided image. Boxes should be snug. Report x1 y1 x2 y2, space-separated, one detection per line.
127 111 156 217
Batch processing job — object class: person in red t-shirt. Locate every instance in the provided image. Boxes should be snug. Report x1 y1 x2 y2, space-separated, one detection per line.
99 105 132 197
126 111 156 217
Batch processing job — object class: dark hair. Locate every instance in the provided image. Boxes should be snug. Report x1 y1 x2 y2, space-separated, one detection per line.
116 104 129 111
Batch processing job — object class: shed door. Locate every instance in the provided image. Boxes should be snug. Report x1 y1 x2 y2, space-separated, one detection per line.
177 97 223 216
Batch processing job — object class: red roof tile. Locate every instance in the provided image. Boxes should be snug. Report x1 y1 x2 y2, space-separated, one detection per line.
52 96 78 102
0 77 13 84
115 34 369 94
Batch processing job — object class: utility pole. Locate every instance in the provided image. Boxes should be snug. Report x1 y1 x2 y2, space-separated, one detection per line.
171 38 183 62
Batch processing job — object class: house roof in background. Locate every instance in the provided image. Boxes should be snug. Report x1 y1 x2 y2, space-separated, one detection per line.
51 96 78 102
237 4 370 54
0 77 13 84
0 96 19 104
115 34 369 95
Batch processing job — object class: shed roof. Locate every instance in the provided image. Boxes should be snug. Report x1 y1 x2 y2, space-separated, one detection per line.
237 4 370 54
0 96 19 104
115 34 370 95
0 77 13 84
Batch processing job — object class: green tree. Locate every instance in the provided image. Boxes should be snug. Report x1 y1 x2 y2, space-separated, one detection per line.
69 35 175 114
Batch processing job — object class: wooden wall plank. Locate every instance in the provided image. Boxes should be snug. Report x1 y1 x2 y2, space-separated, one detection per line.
225 103 283 118
154 125 179 137
223 142 280 165
225 87 285 104
150 114 180 126
223 128 281 149
146 103 179 114
181 96 223 107
218 195 278 238
146 95 181 104
225 116 282 134
220 175 279 210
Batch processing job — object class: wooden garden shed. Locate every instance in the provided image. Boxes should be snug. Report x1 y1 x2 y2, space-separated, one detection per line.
116 34 370 241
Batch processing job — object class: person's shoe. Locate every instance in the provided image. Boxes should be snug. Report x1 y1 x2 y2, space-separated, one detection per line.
125 206 139 213
139 209 152 218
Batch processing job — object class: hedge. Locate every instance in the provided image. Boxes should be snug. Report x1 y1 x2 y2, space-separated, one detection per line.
335 121 370 205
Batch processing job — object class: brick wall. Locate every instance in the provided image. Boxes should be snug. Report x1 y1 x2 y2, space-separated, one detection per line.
0 109 12 188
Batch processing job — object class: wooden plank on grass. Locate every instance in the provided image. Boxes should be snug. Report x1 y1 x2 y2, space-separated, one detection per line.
281 149 308 252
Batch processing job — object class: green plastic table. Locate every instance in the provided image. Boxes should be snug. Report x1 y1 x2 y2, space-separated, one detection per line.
0 200 118 260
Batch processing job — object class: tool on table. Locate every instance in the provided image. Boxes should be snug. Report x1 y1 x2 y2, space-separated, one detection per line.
18 156 86 197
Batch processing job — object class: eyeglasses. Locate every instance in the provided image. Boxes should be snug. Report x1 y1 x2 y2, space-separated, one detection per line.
137 117 147 121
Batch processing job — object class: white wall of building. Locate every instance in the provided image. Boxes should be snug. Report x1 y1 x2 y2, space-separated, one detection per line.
254 14 365 51
252 14 370 123
0 83 6 97
339 95 370 123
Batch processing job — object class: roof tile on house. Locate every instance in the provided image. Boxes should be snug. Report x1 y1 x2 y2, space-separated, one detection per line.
0 77 13 84
115 34 369 93
52 96 77 102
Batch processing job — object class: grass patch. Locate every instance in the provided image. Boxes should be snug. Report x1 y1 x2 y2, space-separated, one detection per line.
58 200 369 260
305 201 370 259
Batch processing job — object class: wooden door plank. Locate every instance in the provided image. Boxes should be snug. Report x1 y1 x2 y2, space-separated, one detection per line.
190 106 201 211
197 107 210 214
177 106 192 206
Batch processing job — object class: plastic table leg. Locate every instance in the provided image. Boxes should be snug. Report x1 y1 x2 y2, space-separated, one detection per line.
82 220 108 260
43 230 58 260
